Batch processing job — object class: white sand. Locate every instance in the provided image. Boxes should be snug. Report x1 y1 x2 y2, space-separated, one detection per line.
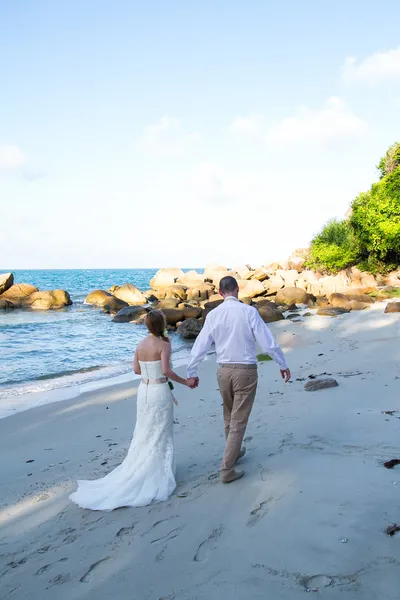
1 303 400 599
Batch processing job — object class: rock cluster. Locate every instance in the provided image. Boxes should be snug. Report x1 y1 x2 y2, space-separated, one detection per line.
0 273 72 310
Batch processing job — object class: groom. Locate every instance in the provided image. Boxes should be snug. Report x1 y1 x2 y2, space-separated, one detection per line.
187 276 291 483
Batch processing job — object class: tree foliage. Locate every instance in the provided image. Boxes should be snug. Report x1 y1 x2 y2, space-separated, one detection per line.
307 143 400 273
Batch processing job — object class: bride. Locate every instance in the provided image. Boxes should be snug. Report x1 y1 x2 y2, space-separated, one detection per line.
70 309 197 511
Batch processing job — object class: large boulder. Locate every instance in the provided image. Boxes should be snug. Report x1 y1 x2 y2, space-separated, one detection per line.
113 284 147 306
208 293 223 303
102 297 129 314
165 284 187 301
179 270 205 287
258 304 285 323
23 290 72 310
385 301 400 313
161 306 202 326
0 298 15 309
187 284 214 302
252 267 269 282
2 283 38 304
177 318 202 339
288 255 305 272
275 286 310 305
150 268 185 289
155 298 181 310
329 293 370 311
0 273 14 295
233 264 253 280
112 306 148 323
85 290 113 306
383 270 400 288
238 279 265 300
263 274 284 295
276 269 299 288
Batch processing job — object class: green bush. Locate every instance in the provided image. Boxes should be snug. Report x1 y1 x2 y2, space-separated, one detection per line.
306 219 359 273
307 143 400 274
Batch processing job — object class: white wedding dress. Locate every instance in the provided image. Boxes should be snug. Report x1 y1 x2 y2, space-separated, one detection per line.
70 360 176 511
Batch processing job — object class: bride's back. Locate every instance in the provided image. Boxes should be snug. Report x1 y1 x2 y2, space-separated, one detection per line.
136 335 166 363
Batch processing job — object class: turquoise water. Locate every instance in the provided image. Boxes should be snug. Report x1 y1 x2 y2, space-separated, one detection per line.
0 269 195 400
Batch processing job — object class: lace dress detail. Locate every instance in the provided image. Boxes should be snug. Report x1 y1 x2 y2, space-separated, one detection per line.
70 360 176 510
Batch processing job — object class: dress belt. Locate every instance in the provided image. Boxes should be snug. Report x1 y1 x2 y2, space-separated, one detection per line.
219 363 257 370
141 377 168 385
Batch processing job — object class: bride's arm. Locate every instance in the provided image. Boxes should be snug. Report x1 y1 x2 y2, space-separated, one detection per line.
133 350 141 375
161 343 189 387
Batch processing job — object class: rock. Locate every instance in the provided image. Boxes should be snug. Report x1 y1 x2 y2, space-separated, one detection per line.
240 297 252 305
345 293 375 304
2 283 38 304
0 298 15 309
203 299 224 320
85 290 113 307
349 300 369 311
316 297 330 308
234 264 253 280
161 308 186 326
288 255 305 272
0 273 14 295
165 284 187 301
183 306 203 320
275 287 309 305
252 267 269 282
113 284 147 306
263 274 285 295
23 290 72 310
107 285 120 294
383 270 400 288
317 307 350 317
155 298 181 310
238 279 265 300
150 268 185 289
304 378 338 391
112 306 148 323
208 293 223 303
258 304 285 323
187 284 214 302
144 292 159 303
179 270 205 287
276 269 299 288
177 318 203 339
252 297 275 306
329 293 352 310
385 301 400 313
102 297 129 314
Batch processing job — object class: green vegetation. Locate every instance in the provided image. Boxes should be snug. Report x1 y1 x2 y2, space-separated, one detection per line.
306 143 400 274
257 353 272 362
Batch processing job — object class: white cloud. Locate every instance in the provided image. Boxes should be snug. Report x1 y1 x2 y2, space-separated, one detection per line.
229 114 264 139
267 97 367 145
0 144 26 170
142 116 199 159
342 47 400 83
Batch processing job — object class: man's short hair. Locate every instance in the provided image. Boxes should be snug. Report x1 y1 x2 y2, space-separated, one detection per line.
219 276 239 294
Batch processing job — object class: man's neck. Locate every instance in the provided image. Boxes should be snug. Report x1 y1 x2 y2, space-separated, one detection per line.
223 295 238 301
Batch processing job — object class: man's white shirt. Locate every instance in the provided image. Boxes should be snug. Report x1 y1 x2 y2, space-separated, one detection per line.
187 297 288 378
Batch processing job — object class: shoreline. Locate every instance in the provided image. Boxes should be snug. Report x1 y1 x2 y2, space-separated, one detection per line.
1 302 400 598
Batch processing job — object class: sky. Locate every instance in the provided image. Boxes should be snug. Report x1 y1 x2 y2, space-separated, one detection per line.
1 0 400 269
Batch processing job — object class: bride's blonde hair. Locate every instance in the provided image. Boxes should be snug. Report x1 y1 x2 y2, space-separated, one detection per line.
145 310 169 343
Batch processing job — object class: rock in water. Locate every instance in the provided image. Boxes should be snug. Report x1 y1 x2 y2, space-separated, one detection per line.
23 290 72 310
0 298 15 310
85 290 113 306
304 378 338 391
317 307 350 317
178 318 202 339
113 284 147 306
112 306 148 323
1 283 38 305
102 297 129 314
0 272 14 295
385 301 400 313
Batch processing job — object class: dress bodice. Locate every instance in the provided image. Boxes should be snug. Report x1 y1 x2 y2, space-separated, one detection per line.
139 360 164 379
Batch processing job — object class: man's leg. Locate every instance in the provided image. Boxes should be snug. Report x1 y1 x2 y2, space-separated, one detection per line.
217 366 234 439
221 367 258 482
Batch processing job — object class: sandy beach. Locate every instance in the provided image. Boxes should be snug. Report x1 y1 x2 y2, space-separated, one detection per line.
1 304 400 599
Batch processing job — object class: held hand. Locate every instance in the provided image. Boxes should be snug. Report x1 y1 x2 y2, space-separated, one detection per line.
187 377 199 389
280 368 291 383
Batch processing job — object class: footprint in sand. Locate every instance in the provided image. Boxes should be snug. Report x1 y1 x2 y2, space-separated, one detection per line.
79 557 112 583
194 527 224 562
247 496 281 527
151 527 183 545
36 557 68 576
116 524 136 538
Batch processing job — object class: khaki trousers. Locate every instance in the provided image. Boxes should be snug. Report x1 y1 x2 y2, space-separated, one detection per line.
217 364 258 478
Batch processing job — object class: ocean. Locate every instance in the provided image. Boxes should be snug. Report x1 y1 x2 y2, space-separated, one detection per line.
0 269 196 414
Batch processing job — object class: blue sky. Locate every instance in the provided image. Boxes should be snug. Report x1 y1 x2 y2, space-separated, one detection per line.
1 1 400 268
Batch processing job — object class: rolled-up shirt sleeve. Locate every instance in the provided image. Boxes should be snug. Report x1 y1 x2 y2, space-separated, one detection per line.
250 308 288 370
187 317 214 378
